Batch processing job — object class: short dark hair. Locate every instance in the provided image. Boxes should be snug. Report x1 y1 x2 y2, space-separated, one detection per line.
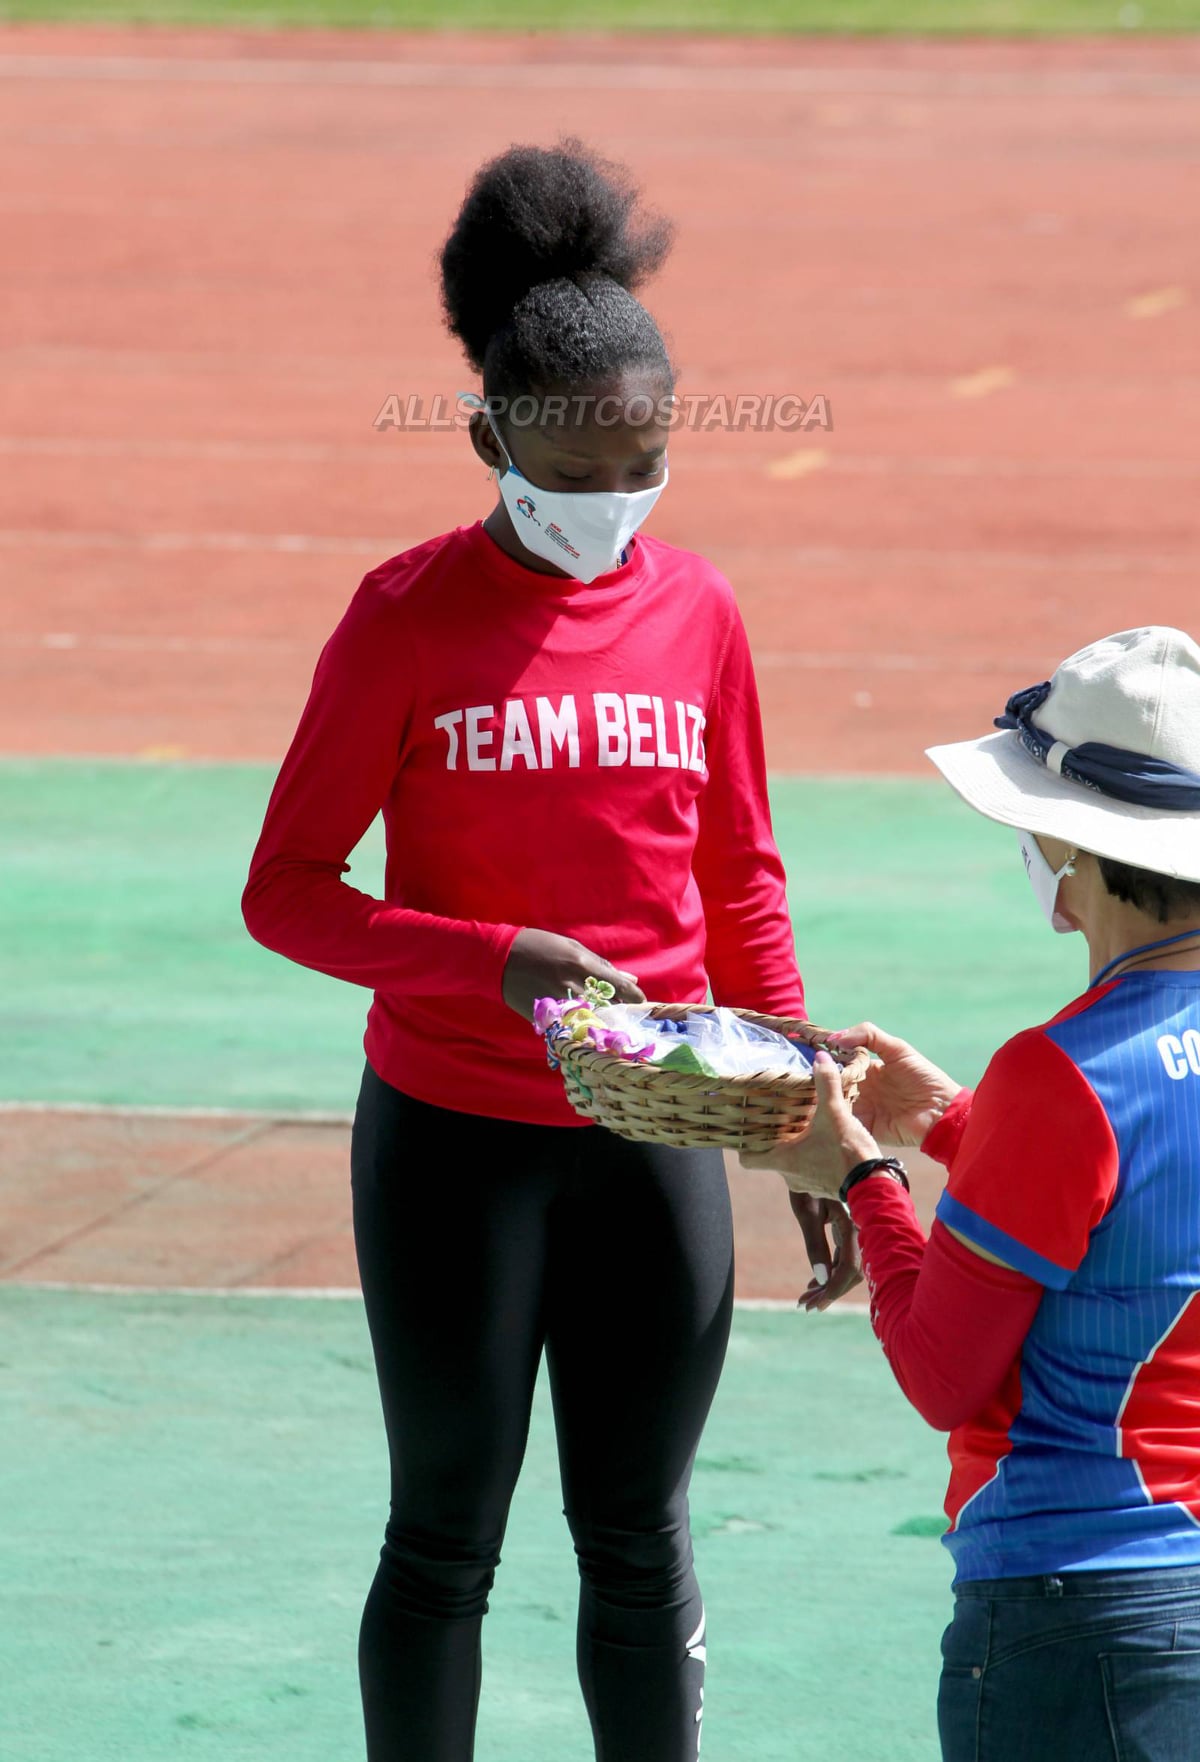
1096 856 1200 924
440 140 674 405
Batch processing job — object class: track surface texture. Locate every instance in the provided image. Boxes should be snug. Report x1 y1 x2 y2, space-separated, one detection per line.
2 28 1198 771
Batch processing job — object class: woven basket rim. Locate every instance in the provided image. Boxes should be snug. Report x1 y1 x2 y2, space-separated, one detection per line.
552 1007 870 1096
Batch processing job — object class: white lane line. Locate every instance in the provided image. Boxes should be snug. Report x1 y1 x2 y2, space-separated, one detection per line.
6 632 323 655
1 1279 867 1310
0 633 1066 675
948 365 1016 400
8 348 1200 393
0 1099 353 1124
5 1279 364 1299
755 650 1048 672
3 436 1200 480
821 457 1200 480
2 55 1199 98
0 528 400 555
0 344 459 375
0 435 392 463
766 449 830 481
0 531 1195 572
1126 285 1188 319
715 544 1197 575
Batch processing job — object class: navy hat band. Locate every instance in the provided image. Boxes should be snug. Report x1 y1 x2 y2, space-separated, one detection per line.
995 682 1200 811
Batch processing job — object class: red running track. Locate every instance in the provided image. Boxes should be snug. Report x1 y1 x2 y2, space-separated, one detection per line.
1 26 1198 771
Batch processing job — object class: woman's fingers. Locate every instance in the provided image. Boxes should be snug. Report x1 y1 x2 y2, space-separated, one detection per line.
606 968 646 1005
582 955 645 1005
812 1048 852 1116
817 1210 864 1310
813 1049 882 1168
789 1191 833 1291
828 1020 908 1060
793 1201 863 1312
504 931 647 1019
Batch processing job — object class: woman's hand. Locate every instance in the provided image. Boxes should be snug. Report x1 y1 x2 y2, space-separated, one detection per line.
502 928 646 1022
741 1051 880 1200
829 1022 962 1148
789 1192 863 1312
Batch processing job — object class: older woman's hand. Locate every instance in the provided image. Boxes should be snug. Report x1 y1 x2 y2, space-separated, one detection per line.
743 1050 882 1199
829 1022 962 1147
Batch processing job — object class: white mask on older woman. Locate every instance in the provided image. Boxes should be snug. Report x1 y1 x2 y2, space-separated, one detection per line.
1017 831 1078 934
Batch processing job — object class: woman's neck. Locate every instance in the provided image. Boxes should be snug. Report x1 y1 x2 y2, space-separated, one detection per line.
1085 912 1200 985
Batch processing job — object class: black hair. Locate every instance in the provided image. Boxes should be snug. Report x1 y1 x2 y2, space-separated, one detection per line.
440 140 674 407
1097 856 1200 925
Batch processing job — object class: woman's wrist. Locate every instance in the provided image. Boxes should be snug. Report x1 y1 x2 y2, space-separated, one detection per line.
839 1156 910 1206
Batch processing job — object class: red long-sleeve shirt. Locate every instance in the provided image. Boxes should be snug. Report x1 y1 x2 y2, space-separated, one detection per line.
243 521 804 1125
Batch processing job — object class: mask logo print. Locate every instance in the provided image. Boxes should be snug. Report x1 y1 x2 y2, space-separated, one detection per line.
515 495 539 523
544 523 582 561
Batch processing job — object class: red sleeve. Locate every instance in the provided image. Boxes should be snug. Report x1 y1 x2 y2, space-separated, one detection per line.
242 575 520 997
921 1087 975 1167
691 605 805 1017
847 1179 1043 1431
934 1029 1120 1290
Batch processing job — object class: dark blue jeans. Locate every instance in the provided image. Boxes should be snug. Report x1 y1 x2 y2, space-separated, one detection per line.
939 1568 1200 1762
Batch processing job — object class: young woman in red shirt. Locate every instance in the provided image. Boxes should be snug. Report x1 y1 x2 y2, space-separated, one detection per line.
244 141 847 1762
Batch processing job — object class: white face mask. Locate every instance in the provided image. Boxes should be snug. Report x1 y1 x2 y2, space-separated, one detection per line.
487 416 667 584
1017 831 1078 934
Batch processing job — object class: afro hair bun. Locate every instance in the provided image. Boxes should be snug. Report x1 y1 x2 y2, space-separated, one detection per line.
440 139 673 372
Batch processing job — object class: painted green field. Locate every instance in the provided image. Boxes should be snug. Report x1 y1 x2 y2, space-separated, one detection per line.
0 0 1196 32
0 759 1080 1113
0 1286 952 1762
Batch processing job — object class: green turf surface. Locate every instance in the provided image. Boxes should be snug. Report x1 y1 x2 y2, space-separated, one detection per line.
0 757 1071 1113
0 757 1080 1113
1 0 1198 31
0 1286 951 1762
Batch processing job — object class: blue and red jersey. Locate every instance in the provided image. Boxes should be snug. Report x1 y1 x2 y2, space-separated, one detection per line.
933 968 1200 1582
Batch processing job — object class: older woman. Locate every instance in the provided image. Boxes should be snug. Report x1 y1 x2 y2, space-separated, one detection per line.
751 626 1200 1762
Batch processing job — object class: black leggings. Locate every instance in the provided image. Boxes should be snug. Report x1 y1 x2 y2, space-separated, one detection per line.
350 1063 734 1762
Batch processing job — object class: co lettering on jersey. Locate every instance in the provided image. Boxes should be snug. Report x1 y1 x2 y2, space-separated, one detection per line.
433 693 708 775
1157 1030 1200 1081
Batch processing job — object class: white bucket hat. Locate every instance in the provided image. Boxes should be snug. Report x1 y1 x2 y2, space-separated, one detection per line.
926 626 1200 883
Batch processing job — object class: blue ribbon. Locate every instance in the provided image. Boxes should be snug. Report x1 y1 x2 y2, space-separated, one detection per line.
995 682 1200 810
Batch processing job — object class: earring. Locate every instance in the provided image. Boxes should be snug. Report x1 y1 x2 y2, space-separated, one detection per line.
486 465 497 483
1065 851 1078 876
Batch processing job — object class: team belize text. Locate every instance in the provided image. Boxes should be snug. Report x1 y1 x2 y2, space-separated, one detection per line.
433 693 708 774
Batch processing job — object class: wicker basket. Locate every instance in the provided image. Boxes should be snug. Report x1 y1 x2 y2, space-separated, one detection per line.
549 1004 870 1153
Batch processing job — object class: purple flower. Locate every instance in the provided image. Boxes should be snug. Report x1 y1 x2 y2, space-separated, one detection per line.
587 1026 653 1060
533 997 652 1063
533 998 566 1034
